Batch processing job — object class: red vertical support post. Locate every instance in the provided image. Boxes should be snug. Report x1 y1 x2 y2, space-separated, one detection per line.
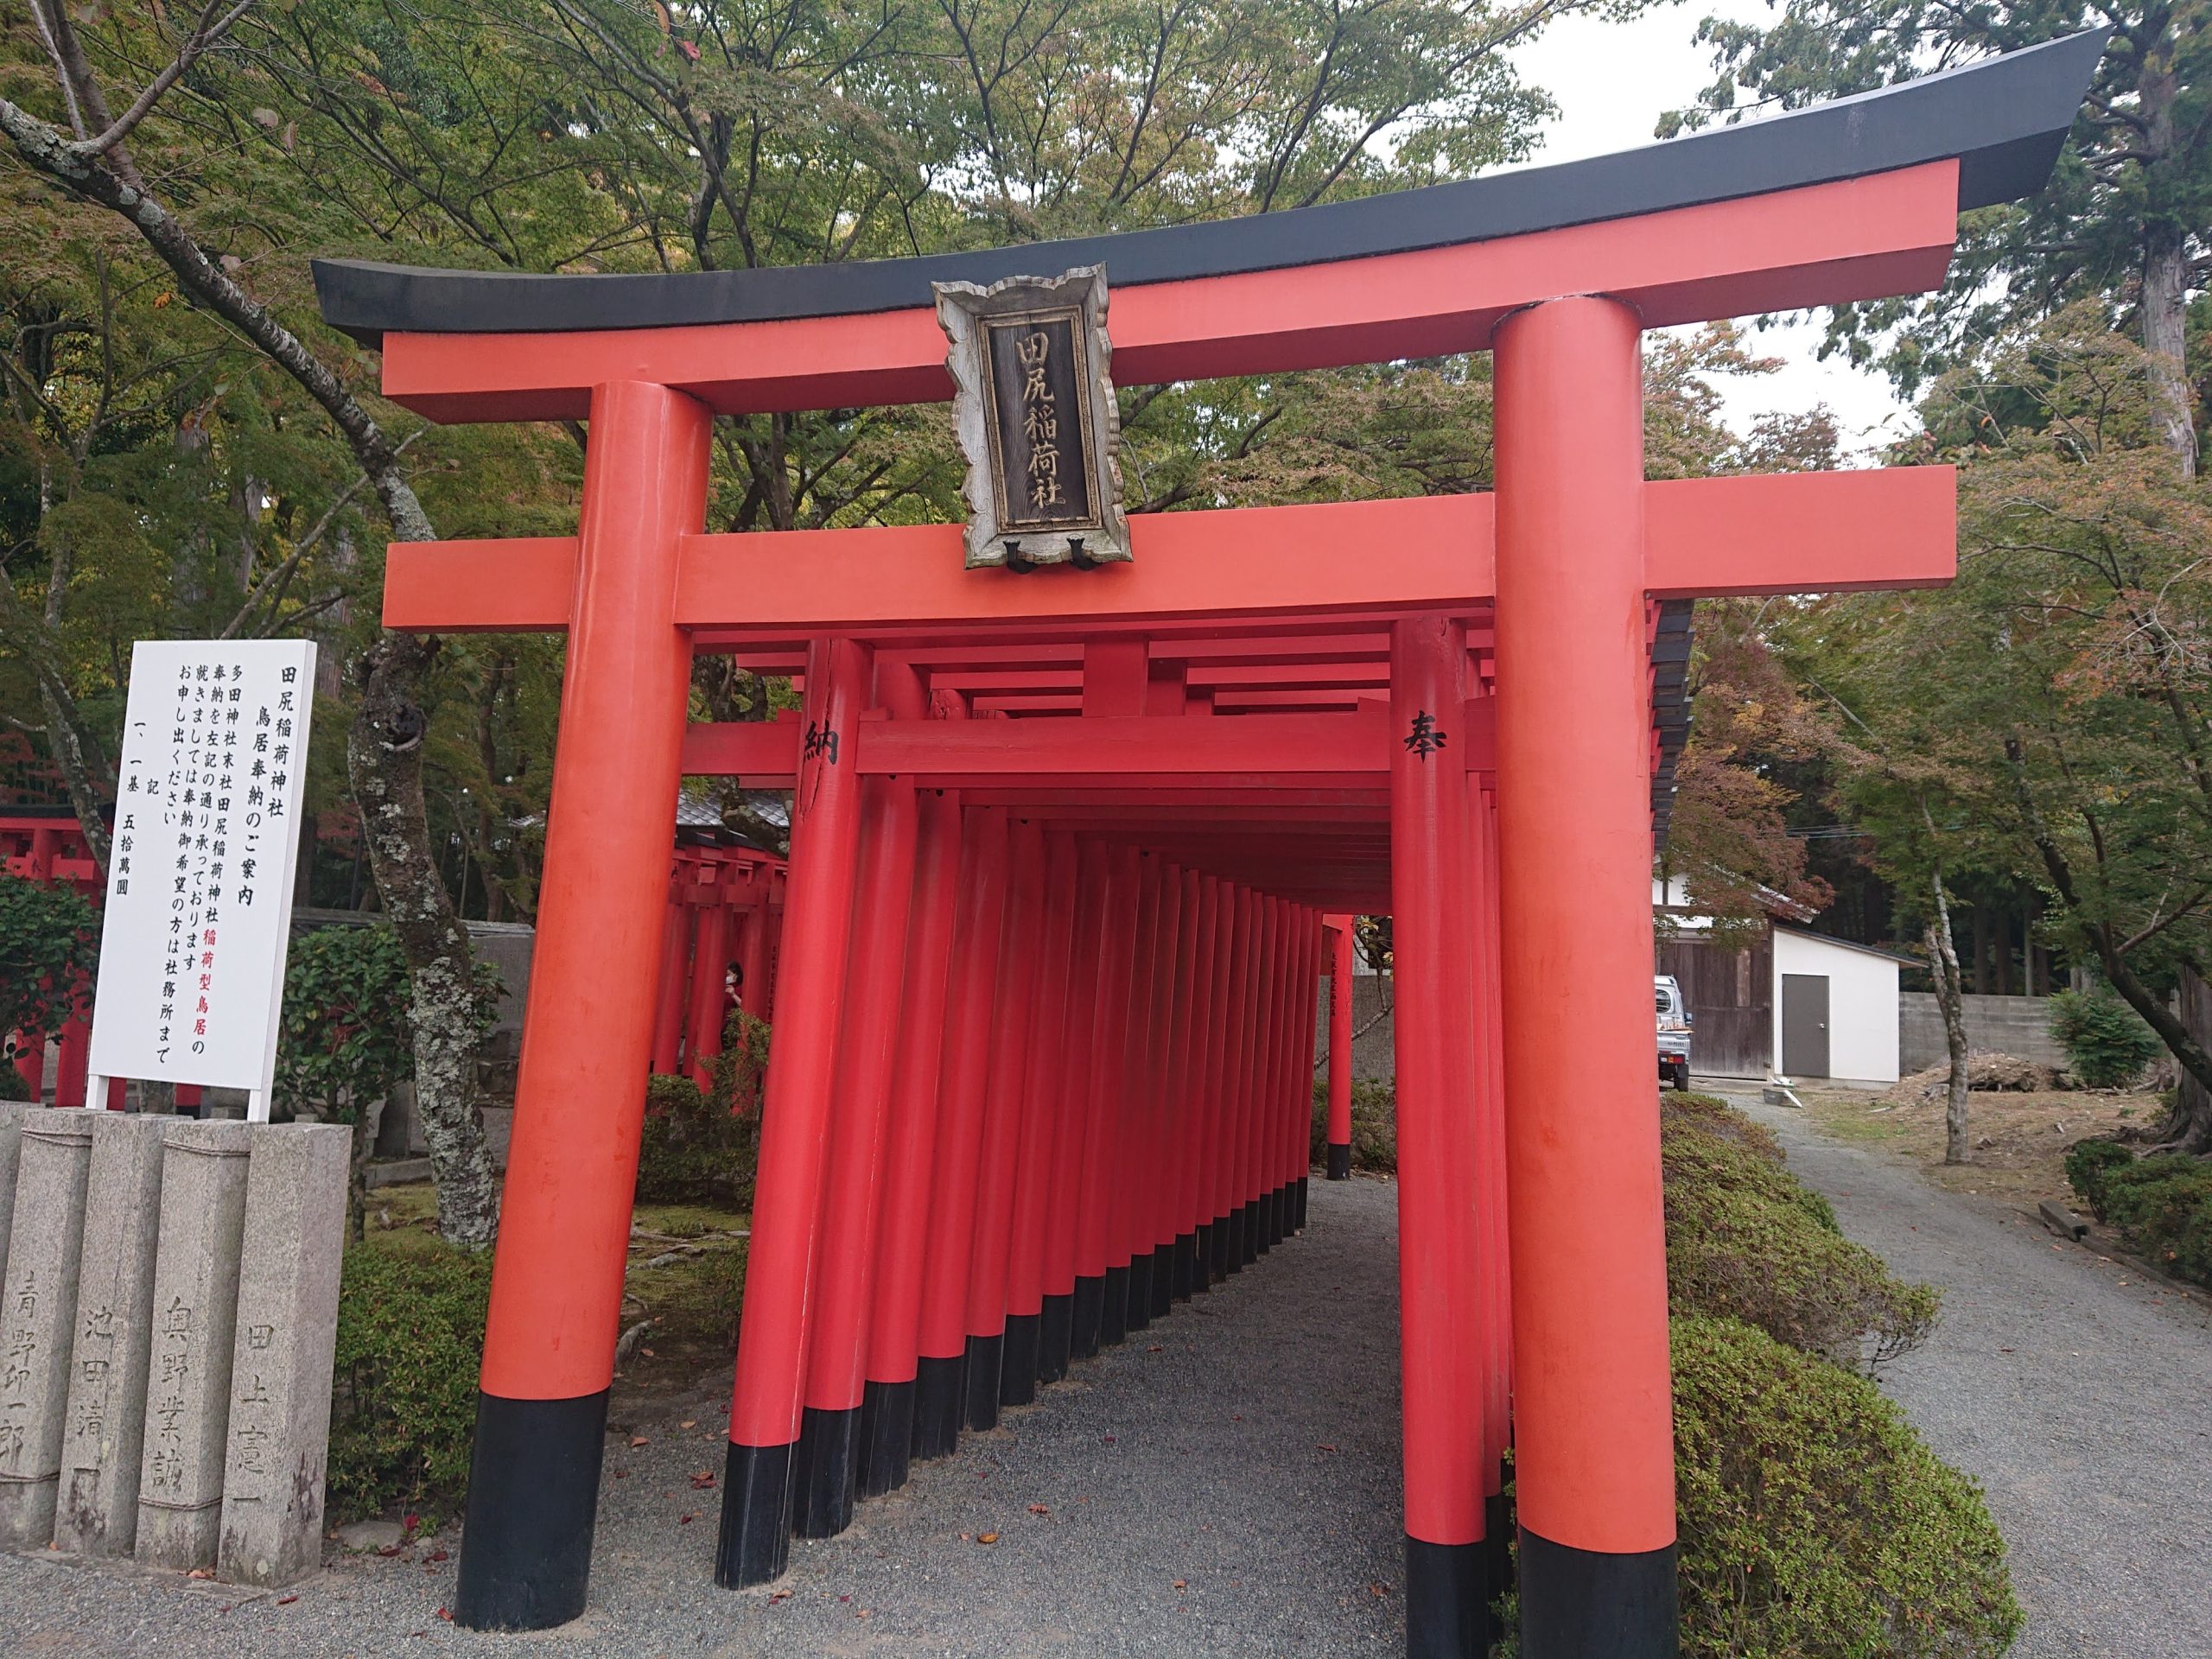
1286 907 1320 1230
1135 861 1184 1322
454 381 709 1631
1494 296 1676 1655
963 818 1046 1429
1326 921 1356 1179
716 634 874 1587
1070 843 1139 1357
1003 830 1077 1402
650 893 690 1074
910 806 1012 1459
1390 613 1490 1656
1243 897 1281 1257
792 660 925 1538
1470 774 1514 1587
1164 868 1207 1300
1103 850 1161 1341
1038 838 1108 1381
1230 890 1269 1267
685 893 732 1088
54 1012 89 1108
858 780 963 1497
735 902 771 1027
1201 880 1245 1281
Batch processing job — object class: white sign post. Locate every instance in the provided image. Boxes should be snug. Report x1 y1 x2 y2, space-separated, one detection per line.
86 640 317 1122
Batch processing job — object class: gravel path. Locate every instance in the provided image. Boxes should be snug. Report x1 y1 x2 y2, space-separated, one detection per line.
0 1177 1407 1658
1730 1092 2212 1659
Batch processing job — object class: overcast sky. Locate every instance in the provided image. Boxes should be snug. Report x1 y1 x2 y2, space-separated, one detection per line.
1507 2 1916 457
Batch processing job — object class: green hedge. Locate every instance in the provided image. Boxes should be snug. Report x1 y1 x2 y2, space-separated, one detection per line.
638 1070 760 1207
1663 1094 1936 1366
1308 1076 1397 1173
327 1244 492 1521
1671 1314 2020 1657
2068 1138 2212 1288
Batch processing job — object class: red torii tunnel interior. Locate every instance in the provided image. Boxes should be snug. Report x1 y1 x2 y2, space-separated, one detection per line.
3 810 121 1109
312 34 2100 1659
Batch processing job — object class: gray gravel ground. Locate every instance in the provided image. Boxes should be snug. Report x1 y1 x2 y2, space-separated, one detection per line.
0 1176 1408 1658
1731 1091 2212 1659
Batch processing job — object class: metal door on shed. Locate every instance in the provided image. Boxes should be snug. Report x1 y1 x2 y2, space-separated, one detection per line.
1781 973 1830 1078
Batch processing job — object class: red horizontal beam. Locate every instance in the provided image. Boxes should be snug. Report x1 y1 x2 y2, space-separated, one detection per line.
378 165 1955 423
678 700 1497 789
386 467 1953 635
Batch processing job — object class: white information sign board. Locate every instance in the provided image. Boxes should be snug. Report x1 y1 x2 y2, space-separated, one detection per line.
86 640 317 1119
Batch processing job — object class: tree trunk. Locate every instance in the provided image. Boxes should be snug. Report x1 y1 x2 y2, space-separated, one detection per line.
2139 48 2197 479
351 633 503 1249
1926 887 1972 1166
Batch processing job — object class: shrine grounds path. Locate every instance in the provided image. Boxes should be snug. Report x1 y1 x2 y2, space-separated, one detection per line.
7 1108 2207 1657
1729 1090 2212 1659
0 1177 1408 1658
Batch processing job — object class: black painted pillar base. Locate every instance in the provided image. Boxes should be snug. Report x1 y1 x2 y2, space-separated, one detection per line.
1099 1263 1130 1346
1240 1200 1261 1265
1070 1274 1104 1359
1192 1222 1214 1287
1328 1141 1351 1179
1038 1293 1073 1382
1296 1173 1310 1229
1210 1213 1234 1277
1125 1251 1154 1332
1517 1530 1678 1659
1000 1313 1040 1406
791 1404 860 1539
855 1377 913 1498
1263 1185 1283 1249
1405 1535 1489 1659
911 1351 966 1460
453 1389 607 1630
714 1439 796 1589
1148 1245 1174 1318
963 1332 1005 1431
1173 1230 1198 1299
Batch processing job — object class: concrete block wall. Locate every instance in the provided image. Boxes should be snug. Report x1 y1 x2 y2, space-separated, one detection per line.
1898 991 2067 1073
1314 974 1396 1084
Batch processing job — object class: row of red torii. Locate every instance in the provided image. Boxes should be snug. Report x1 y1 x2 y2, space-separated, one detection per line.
310 36 2098 1657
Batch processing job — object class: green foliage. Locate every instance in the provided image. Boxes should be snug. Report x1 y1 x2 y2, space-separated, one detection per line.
2070 1148 2212 1289
638 1071 760 1209
1663 1094 1936 1366
2063 1136 2136 1211
0 874 98 1046
1309 1076 1397 1173
276 925 500 1122
2049 988 2162 1089
709 1007 772 1117
327 1244 491 1521
1669 1314 2021 1658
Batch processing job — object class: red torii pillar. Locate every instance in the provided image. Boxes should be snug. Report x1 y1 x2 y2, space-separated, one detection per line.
1325 919 1356 1179
452 381 709 1630
1494 296 1677 1653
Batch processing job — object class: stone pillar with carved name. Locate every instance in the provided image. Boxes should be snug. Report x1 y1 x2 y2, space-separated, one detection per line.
135 1119 253 1570
218 1123 349 1586
54 1115 169 1555
0 1111 96 1548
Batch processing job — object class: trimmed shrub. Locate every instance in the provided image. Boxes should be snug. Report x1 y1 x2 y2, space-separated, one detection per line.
638 1071 760 1207
1308 1076 1397 1173
1671 1314 2021 1657
1663 1094 1935 1365
2048 988 2160 1088
2073 1150 2212 1288
328 1244 492 1521
2063 1136 2135 1212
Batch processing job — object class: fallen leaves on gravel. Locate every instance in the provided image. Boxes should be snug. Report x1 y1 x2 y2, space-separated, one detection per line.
1027 1503 1049 1515
630 1435 650 1447
1369 1582 1391 1597
977 1532 1000 1544
1173 1580 1186 1591
690 1469 716 1489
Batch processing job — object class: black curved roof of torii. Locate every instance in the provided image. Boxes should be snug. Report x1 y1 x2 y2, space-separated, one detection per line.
314 30 2104 346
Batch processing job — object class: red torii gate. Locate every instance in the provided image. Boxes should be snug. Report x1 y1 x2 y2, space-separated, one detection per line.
650 831 785 1087
314 35 2099 1658
2 809 120 1108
